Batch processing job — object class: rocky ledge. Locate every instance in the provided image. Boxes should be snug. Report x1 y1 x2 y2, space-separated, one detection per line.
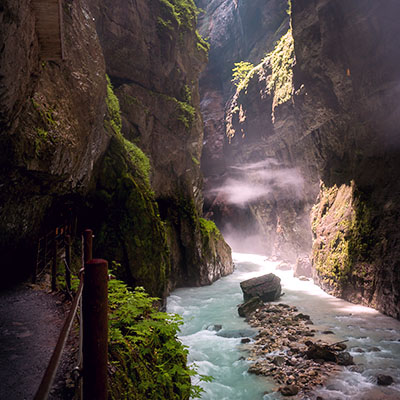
242 303 354 397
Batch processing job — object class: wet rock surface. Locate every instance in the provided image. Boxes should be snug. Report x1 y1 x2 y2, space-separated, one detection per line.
240 273 282 302
242 302 354 397
377 374 394 386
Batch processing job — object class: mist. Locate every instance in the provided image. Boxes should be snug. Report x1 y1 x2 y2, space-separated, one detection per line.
208 159 305 207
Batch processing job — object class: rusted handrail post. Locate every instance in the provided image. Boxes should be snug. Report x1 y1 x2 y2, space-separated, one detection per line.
82 259 108 400
64 235 71 291
83 229 93 263
51 236 58 291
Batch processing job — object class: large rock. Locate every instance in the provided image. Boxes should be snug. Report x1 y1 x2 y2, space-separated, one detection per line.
240 273 282 302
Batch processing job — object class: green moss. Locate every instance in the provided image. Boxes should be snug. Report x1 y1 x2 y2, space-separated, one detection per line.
108 280 208 399
191 155 200 166
158 93 196 129
287 0 292 15
158 0 198 30
312 183 373 293
106 75 122 134
90 76 170 298
195 30 210 55
199 218 221 239
157 16 174 33
264 28 294 106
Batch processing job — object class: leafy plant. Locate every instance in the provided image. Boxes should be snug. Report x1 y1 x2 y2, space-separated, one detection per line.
231 61 255 88
108 279 210 399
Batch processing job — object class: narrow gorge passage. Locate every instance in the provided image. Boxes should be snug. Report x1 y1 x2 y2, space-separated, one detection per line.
168 254 400 399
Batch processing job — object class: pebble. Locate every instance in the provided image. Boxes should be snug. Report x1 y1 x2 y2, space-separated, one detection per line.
243 302 349 397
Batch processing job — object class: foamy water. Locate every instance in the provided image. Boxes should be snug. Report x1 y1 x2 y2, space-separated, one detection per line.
167 253 400 399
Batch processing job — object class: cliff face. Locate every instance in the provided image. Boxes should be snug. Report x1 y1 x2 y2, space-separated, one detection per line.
197 0 310 258
198 0 288 179
0 0 233 295
88 0 233 289
0 0 109 284
220 0 400 317
291 0 400 318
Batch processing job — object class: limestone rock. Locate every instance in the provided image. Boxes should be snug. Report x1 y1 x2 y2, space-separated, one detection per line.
240 274 282 302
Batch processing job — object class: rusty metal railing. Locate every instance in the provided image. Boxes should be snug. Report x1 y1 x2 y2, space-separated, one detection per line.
33 278 83 400
33 229 108 400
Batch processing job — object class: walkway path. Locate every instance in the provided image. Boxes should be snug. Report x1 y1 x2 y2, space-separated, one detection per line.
0 285 73 399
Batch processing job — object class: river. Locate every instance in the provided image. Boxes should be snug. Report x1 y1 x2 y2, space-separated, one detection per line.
167 252 400 399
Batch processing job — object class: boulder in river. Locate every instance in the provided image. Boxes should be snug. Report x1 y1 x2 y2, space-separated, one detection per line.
306 343 336 362
377 374 394 386
238 296 264 317
336 351 354 366
240 273 282 302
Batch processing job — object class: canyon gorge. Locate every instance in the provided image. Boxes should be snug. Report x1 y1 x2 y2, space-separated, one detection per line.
1 0 400 398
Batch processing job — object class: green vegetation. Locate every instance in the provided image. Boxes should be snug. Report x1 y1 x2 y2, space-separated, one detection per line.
159 93 196 130
106 75 122 134
231 61 255 89
312 182 373 293
158 0 198 30
108 280 210 399
264 28 294 106
287 0 292 15
191 155 200 166
196 30 210 54
199 218 221 240
94 75 170 297
157 0 208 56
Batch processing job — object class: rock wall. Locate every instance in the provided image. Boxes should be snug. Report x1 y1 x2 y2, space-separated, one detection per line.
88 0 233 289
196 0 301 258
219 0 400 318
291 0 400 318
0 0 109 284
0 0 233 295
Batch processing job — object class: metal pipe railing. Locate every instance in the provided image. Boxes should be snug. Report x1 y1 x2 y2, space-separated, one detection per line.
33 278 84 400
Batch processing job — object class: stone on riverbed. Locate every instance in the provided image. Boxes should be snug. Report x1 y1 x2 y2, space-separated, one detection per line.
240 273 282 302
238 296 264 317
280 384 299 396
377 374 394 386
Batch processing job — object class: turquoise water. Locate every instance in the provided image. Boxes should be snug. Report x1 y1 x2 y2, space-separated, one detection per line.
167 253 400 400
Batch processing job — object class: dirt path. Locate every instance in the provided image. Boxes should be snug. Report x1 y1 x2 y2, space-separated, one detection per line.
0 285 75 400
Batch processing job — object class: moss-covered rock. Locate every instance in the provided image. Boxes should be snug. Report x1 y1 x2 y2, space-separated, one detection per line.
311 181 375 302
88 79 170 299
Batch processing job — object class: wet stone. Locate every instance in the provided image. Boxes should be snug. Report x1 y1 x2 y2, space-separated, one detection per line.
280 384 299 396
241 301 350 397
377 374 394 386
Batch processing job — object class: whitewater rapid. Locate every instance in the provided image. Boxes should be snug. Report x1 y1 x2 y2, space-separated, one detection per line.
167 253 400 399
